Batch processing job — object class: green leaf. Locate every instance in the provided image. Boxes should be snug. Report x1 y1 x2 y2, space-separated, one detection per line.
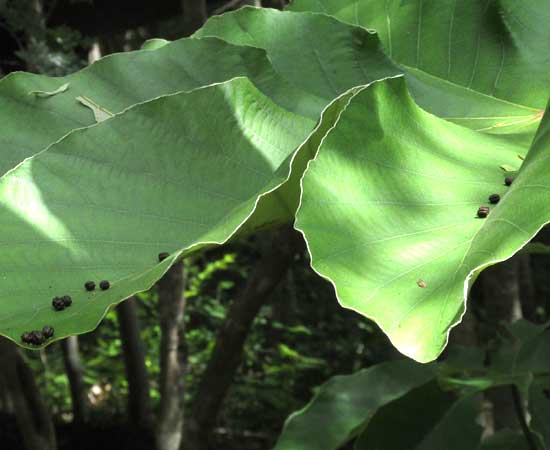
0 37 290 176
0 77 320 346
413 394 482 450
352 381 456 450
288 0 550 146
0 7 406 343
480 430 531 450
296 76 550 362
273 360 436 450
241 87 359 234
489 320 550 377
528 376 550 450
354 387 482 450
195 7 400 110
195 8 401 227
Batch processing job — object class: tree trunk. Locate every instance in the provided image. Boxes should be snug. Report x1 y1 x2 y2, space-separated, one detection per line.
156 260 186 450
181 0 207 36
183 226 300 450
0 374 14 413
116 298 152 429
61 336 88 425
0 338 56 450
518 254 538 322
94 32 151 430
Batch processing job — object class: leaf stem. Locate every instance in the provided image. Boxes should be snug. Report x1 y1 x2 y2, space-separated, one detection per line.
510 385 538 450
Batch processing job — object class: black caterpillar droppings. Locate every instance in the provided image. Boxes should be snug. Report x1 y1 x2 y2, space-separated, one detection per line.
42 326 54 339
84 281 96 291
99 280 110 290
52 297 65 311
62 295 72 307
29 330 45 345
505 177 514 186
477 206 490 218
158 252 169 262
489 194 500 204
21 332 33 344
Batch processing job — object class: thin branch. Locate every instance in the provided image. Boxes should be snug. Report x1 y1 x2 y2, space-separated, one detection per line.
185 226 300 449
212 0 245 16
510 385 538 450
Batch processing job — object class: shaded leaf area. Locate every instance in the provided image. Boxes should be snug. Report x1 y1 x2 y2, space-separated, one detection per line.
273 359 436 450
275 323 550 450
288 0 550 146
241 87 359 235
529 376 550 450
195 7 400 104
296 76 550 362
0 37 281 176
435 322 550 396
447 320 550 449
196 7 402 229
354 385 482 450
489 320 550 377
480 430 531 450
486 321 550 448
0 77 320 346
1 8 400 180
0 7 407 347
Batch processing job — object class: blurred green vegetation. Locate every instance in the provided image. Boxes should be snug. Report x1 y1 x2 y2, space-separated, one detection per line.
23 237 395 441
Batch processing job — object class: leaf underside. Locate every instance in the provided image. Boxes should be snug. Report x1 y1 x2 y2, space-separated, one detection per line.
0 9 398 345
1 2 550 365
273 360 436 450
296 76 550 362
288 0 550 147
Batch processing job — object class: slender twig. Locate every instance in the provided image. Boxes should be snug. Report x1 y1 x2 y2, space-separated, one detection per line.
212 0 245 16
510 385 539 450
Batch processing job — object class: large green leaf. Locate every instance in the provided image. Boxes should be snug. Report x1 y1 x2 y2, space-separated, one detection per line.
354 387 482 450
1 5 402 170
296 76 550 362
195 7 402 228
195 7 400 104
273 360 436 450
240 87 360 234
0 7 408 343
0 77 323 346
0 37 293 177
480 431 531 450
489 320 550 377
529 376 550 450
351 381 456 450
288 0 549 146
